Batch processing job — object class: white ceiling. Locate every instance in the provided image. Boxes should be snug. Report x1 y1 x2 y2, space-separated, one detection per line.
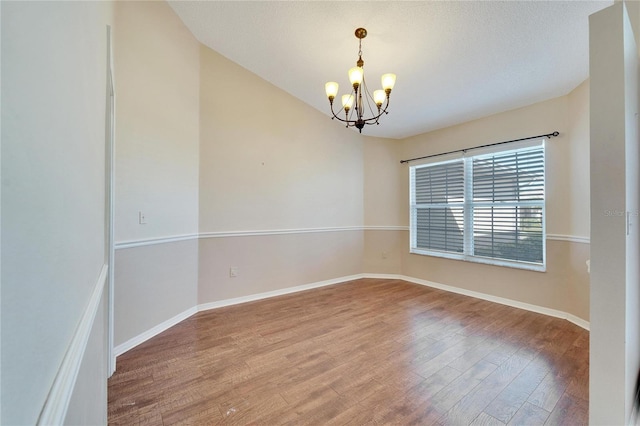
168 1 612 140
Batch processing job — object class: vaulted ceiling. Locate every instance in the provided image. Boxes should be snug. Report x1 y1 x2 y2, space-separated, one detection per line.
168 1 612 139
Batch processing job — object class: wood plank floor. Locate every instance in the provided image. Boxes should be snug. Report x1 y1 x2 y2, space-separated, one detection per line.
108 278 589 425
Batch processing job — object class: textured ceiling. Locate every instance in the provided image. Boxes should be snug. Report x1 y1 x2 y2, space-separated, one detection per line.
168 1 612 139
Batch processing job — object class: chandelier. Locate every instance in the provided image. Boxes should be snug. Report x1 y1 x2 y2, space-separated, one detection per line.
325 28 396 133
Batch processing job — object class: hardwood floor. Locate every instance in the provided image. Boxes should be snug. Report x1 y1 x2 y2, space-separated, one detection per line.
108 278 589 425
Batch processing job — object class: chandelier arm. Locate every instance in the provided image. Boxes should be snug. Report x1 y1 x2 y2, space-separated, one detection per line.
328 102 355 125
356 74 391 124
373 97 391 123
364 97 391 124
327 82 390 126
328 97 347 121
364 109 388 124
328 86 360 125
328 95 390 125
361 76 378 120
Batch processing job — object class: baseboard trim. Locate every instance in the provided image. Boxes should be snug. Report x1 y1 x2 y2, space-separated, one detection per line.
114 306 198 357
565 314 590 330
197 274 366 313
364 273 590 331
38 264 108 425
115 272 589 357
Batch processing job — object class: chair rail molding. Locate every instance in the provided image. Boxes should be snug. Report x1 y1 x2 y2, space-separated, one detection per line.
37 265 108 425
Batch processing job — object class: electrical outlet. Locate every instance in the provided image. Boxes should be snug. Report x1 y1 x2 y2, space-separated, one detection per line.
229 267 239 278
382 251 389 259
139 211 147 224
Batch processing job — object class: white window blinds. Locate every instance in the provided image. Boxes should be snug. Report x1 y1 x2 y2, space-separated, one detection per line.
411 160 464 253
409 143 545 271
472 148 544 264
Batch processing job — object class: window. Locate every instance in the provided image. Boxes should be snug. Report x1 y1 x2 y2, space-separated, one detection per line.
409 142 545 271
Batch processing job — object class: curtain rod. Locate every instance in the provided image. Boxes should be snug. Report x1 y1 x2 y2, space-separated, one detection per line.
399 131 559 164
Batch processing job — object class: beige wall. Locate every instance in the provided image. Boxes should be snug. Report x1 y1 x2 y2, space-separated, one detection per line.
359 83 591 321
362 136 405 274
113 1 200 346
198 45 363 232
1 1 113 424
114 3 365 343
399 94 577 234
115 240 198 346
567 80 590 238
363 136 404 227
114 0 200 242
402 237 589 318
199 233 363 303
363 230 404 274
197 44 364 304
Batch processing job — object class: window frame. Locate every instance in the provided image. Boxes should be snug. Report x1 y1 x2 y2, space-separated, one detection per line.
409 141 546 272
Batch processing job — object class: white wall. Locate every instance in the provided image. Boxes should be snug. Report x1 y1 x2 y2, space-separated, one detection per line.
623 5 640 422
1 1 113 424
64 293 108 425
1 1 4 421
589 2 640 423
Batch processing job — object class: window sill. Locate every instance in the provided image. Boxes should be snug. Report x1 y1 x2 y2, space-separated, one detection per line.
409 248 546 272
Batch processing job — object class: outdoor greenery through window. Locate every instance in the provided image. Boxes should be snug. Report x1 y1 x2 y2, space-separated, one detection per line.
409 142 545 271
